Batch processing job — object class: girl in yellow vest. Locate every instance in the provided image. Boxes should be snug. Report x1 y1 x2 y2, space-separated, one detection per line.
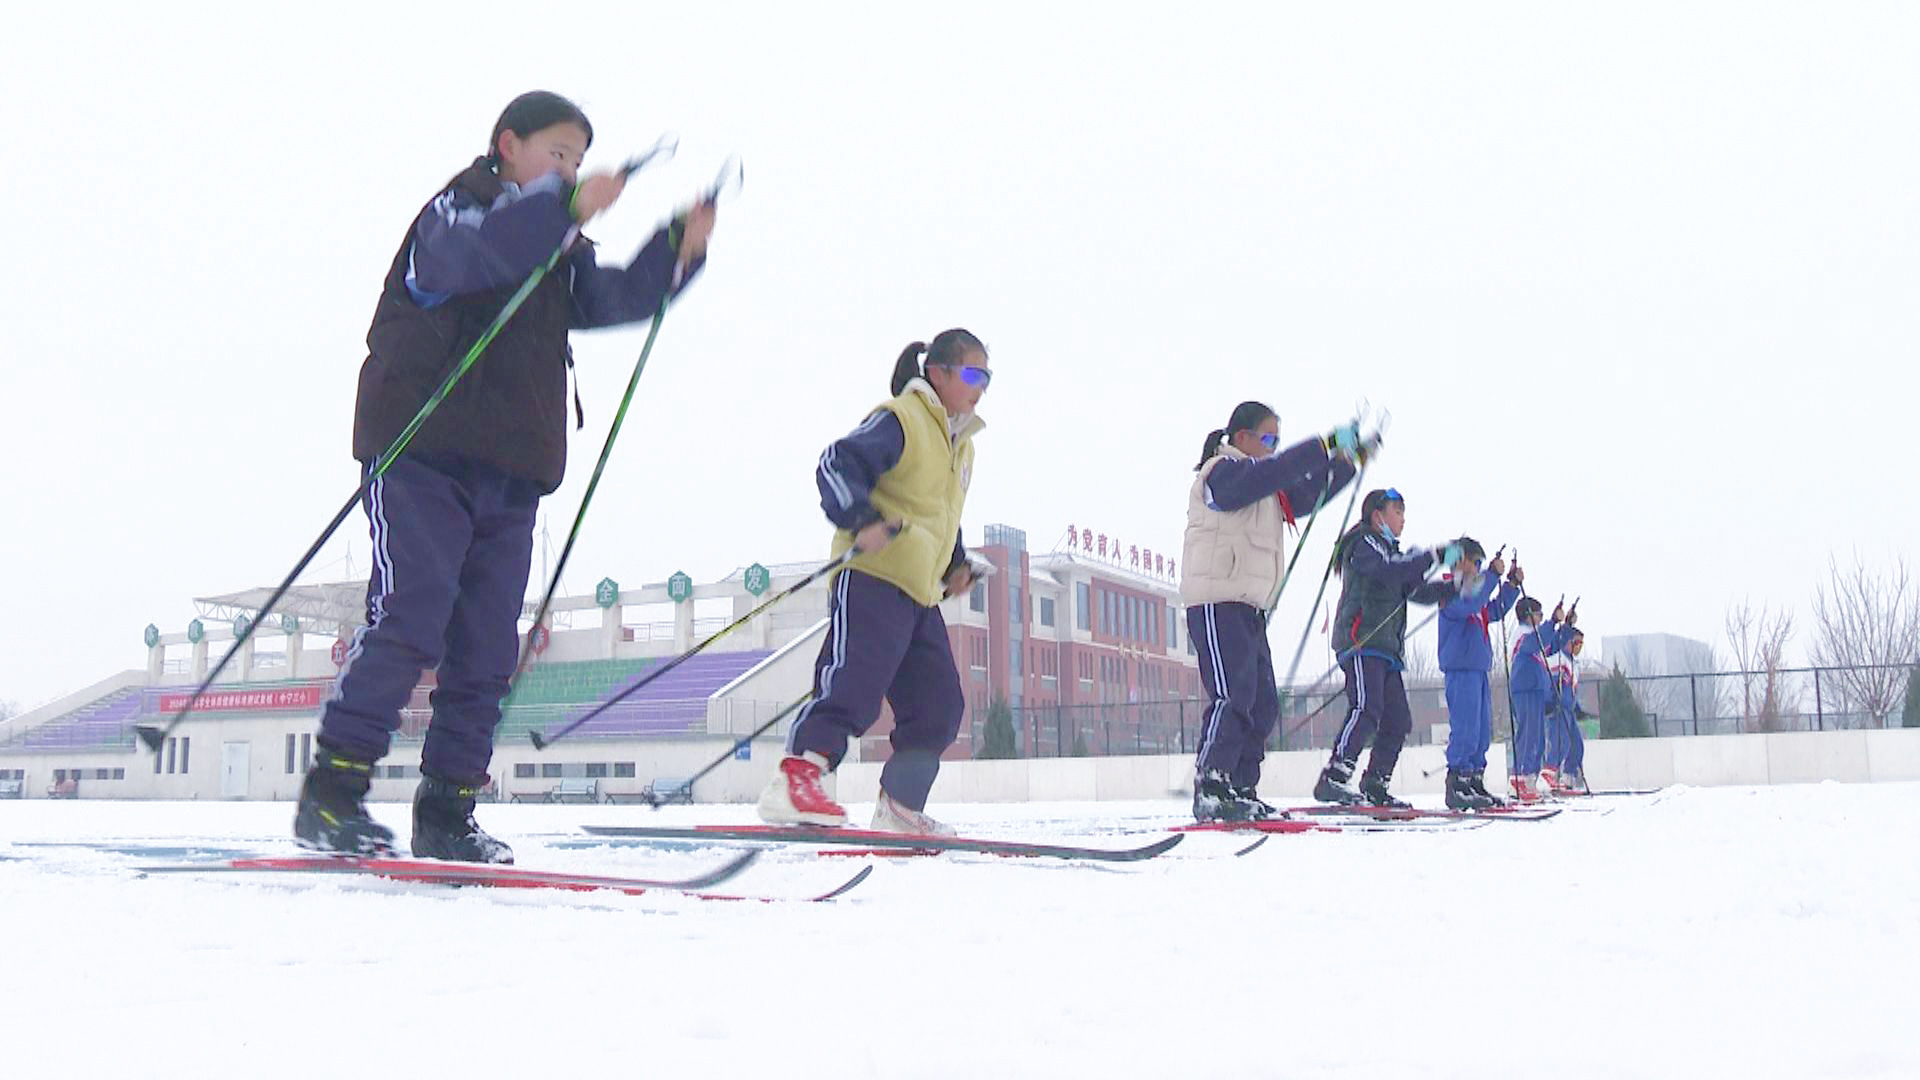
1181 401 1370 822
758 330 991 834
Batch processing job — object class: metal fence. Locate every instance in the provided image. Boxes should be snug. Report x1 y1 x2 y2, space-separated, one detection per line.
966 662 1917 759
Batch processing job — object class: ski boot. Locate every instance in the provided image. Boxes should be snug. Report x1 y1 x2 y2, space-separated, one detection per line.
411 774 513 863
757 752 846 826
294 751 396 856
1234 784 1279 821
1314 758 1367 806
1445 769 1495 811
1193 769 1260 823
1359 772 1411 809
1469 771 1508 807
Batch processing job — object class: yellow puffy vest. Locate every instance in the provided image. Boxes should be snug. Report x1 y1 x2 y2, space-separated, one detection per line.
830 378 984 607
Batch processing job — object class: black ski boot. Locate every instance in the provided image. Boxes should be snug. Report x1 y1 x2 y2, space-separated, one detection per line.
1445 769 1495 811
294 751 396 855
1469 770 1508 807
1234 784 1279 821
412 774 513 864
1193 770 1256 823
1359 772 1411 809
1313 758 1367 805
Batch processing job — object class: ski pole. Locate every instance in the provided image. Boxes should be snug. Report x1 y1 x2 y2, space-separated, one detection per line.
530 540 877 750
133 148 682 754
1278 462 1370 694
505 156 747 695
633 693 813 807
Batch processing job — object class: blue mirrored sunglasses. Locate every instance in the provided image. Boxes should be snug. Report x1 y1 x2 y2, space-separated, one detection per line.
937 363 992 389
1258 433 1280 450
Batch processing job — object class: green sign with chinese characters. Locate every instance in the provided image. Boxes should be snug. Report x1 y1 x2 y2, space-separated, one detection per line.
234 614 253 639
744 563 770 596
187 619 204 644
667 571 693 603
280 613 299 634
595 577 620 608
144 624 160 648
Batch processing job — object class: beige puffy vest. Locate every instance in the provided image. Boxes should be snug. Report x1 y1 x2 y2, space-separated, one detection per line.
1179 445 1293 609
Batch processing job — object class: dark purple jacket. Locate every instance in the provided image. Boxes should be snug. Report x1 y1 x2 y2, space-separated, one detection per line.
352 158 702 493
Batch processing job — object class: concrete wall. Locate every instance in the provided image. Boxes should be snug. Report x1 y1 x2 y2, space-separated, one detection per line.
9 727 1919 804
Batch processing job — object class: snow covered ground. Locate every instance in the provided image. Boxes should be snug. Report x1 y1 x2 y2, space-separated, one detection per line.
3 784 1915 1079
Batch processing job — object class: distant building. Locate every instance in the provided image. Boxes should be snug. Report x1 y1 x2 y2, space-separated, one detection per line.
1 521 1204 801
1599 632 1726 735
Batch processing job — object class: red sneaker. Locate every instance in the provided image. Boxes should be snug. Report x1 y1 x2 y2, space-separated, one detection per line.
757 753 846 826
1510 774 1544 804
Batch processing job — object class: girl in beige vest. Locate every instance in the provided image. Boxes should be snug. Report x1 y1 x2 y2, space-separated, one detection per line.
1182 401 1367 822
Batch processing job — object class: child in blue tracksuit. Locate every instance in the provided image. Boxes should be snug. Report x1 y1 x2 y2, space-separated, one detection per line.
1435 538 1520 810
1508 597 1573 802
1545 628 1590 793
297 91 714 862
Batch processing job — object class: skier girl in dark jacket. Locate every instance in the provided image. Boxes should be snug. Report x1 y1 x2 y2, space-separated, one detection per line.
1314 489 1464 807
297 91 715 862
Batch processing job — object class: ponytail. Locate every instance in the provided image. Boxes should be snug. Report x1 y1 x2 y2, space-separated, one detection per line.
1194 429 1229 471
890 342 928 395
1332 522 1366 577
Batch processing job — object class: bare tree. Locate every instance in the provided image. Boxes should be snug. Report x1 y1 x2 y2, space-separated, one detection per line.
1404 635 1440 682
1754 614 1799 732
1725 598 1795 730
1811 553 1920 728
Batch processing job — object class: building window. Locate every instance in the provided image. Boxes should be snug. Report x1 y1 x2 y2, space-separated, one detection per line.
542 763 564 778
1169 608 1179 650
586 762 609 778
614 762 636 778
301 733 312 772
285 734 297 774
514 763 536 778
1040 596 1055 627
113 768 126 780
165 738 177 775
153 746 163 774
970 582 987 612
1076 583 1091 630
180 738 191 774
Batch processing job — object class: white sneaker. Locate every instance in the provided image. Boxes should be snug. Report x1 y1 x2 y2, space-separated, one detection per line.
756 752 846 827
870 790 958 837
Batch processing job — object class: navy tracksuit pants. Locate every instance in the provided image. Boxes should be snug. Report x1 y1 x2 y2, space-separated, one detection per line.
1332 653 1413 781
1443 669 1492 771
1189 602 1281 790
317 455 538 786
786 569 964 811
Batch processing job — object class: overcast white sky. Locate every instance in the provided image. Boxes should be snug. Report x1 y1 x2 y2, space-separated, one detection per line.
3 1 1916 710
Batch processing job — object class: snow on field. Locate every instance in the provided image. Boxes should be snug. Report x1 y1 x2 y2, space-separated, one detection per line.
3 784 1916 1079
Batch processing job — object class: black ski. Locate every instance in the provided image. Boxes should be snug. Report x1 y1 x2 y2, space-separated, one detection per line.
579 823 1183 862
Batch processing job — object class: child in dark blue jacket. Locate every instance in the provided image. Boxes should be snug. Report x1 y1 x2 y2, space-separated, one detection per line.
1508 597 1573 802
1435 539 1520 810
297 91 714 862
1314 489 1466 807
